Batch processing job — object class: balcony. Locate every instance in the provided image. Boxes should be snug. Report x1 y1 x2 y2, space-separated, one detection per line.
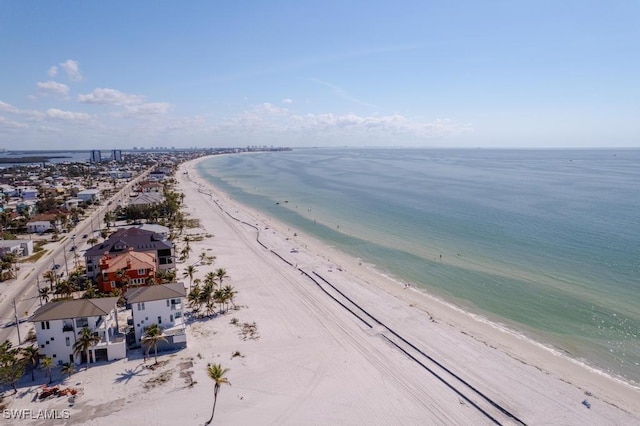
62 323 74 332
170 303 182 311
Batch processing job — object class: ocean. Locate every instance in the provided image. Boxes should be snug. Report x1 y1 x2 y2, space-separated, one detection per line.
196 148 640 386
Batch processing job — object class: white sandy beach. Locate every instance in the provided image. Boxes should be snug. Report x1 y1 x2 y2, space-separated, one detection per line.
5 156 639 425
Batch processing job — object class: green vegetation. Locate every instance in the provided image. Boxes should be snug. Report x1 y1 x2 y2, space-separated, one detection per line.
204 363 231 426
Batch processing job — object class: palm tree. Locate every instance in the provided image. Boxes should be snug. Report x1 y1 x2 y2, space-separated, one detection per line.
215 268 229 287
182 265 197 291
21 345 39 381
222 285 237 311
38 287 51 304
187 285 203 314
214 288 226 314
142 323 167 364
61 362 76 379
204 271 217 288
55 279 75 299
40 357 54 384
73 327 101 370
204 363 230 425
43 270 57 291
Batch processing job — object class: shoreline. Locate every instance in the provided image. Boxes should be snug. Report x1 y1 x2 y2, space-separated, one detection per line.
195 151 640 389
4 155 637 425
193 155 640 392
187 156 640 417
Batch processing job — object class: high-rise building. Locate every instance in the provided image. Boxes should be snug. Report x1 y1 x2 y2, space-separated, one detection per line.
90 150 102 163
111 149 122 162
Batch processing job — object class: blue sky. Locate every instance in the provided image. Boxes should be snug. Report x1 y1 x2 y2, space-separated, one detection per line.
1 1 638 149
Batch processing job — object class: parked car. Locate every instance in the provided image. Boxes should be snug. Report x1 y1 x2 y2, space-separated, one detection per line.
52 264 61 270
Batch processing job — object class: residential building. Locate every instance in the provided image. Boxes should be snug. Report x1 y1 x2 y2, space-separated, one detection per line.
29 297 125 365
84 227 175 279
64 198 83 210
77 189 100 203
125 282 187 350
0 184 17 197
0 239 34 257
139 181 164 193
96 248 157 293
129 192 164 208
27 213 59 234
16 200 37 216
135 223 170 240
20 188 39 201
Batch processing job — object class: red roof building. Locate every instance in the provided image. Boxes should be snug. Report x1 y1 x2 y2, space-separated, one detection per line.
97 248 157 293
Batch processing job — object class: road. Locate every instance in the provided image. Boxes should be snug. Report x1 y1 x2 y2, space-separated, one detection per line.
0 167 152 345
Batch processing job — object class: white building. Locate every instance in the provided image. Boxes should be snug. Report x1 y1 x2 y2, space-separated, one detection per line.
125 283 187 350
65 198 84 210
27 214 59 234
0 239 34 257
77 189 100 203
29 297 125 366
20 188 39 201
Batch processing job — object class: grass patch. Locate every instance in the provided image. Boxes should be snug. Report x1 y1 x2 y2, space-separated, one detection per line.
23 250 47 263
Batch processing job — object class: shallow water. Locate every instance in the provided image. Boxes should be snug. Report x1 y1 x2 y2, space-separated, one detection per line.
197 148 640 385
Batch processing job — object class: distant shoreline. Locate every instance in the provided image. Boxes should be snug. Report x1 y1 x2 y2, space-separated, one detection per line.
0 156 71 163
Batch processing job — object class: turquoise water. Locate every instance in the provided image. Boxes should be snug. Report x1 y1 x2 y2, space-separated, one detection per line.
197 148 640 385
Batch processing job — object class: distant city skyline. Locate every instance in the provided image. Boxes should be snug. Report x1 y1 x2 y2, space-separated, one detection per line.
1 1 639 149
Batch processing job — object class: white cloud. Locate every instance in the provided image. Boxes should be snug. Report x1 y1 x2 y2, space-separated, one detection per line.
0 100 45 119
255 102 288 115
60 59 82 81
0 100 19 114
215 105 470 144
0 115 27 132
47 66 58 78
78 88 145 105
46 108 92 121
122 102 172 116
36 81 70 97
282 98 294 104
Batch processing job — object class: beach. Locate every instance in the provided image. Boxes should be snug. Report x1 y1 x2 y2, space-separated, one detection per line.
6 156 639 425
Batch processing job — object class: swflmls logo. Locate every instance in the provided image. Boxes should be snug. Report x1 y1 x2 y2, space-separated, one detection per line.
3 409 70 419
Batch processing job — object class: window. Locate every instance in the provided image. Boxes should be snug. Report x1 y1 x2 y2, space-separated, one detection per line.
137 302 145 311
41 321 50 330
51 337 54 341
65 337 70 347
52 354 56 358
76 318 88 328
111 281 116 289
138 269 145 275
166 300 170 307
157 316 162 324
174 311 182 318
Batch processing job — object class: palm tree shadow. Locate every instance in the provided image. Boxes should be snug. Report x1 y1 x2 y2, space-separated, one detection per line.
114 364 146 384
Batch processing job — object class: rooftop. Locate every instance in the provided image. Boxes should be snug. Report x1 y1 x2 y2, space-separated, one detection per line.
30 297 119 322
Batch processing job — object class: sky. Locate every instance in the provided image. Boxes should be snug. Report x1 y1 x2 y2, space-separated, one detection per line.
0 1 638 150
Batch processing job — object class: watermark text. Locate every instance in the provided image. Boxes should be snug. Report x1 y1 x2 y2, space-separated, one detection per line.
3 409 70 420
